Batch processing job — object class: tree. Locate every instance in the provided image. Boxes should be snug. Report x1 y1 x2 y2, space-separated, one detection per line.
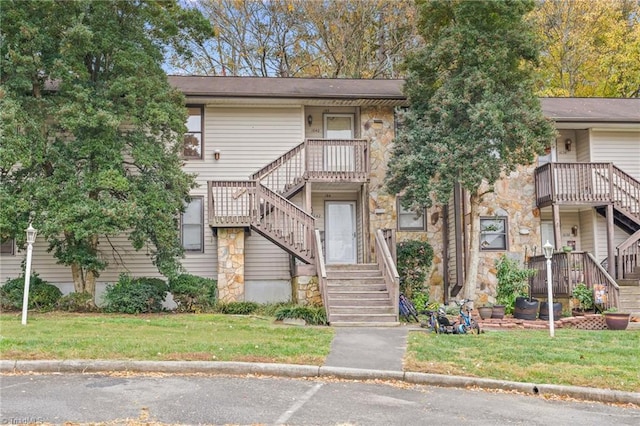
169 0 420 78
530 0 640 97
0 0 212 302
386 0 556 301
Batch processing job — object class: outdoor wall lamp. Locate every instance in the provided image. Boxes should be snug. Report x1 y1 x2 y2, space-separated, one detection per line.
571 225 579 236
214 149 221 160
307 115 313 126
565 138 572 151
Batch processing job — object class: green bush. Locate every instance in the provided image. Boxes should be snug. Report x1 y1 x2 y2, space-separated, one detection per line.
168 274 217 312
57 292 98 312
495 255 536 315
103 275 168 314
397 239 433 305
274 305 328 326
0 274 62 311
215 301 260 315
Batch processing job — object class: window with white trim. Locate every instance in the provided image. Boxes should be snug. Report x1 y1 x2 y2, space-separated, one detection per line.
183 105 203 159
480 217 508 251
181 198 203 252
397 198 426 231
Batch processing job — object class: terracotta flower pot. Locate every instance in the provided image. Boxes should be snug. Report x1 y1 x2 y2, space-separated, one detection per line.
491 305 505 319
604 313 630 330
478 306 493 320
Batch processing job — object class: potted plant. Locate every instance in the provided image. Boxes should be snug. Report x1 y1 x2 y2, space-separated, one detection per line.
571 282 594 315
603 308 630 331
496 255 537 319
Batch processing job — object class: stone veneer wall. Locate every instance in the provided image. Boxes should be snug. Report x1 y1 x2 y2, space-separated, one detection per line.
472 165 541 306
360 106 541 305
361 106 446 303
292 274 322 306
216 228 245 302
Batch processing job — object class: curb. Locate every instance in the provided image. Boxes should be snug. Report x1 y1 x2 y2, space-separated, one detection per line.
2 360 638 406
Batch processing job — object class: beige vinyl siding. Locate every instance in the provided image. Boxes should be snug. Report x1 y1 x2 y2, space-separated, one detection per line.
594 213 631 263
579 210 595 255
576 130 590 163
556 130 578 163
196 106 304 281
590 130 640 180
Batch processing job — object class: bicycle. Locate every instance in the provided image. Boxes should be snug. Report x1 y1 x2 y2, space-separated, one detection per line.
454 298 481 334
399 293 419 323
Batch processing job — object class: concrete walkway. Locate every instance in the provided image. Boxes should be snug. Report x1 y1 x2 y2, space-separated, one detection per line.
323 327 409 371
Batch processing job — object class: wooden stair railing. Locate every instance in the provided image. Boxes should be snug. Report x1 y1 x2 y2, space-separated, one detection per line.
250 142 305 194
528 251 620 310
314 229 329 321
208 181 315 263
375 229 399 320
611 164 640 225
618 229 640 279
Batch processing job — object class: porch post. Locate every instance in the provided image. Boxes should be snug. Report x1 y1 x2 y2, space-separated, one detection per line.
217 228 246 302
552 204 562 250
606 203 616 278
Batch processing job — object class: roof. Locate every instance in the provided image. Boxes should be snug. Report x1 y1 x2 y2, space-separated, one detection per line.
168 76 639 122
540 98 640 123
168 76 406 105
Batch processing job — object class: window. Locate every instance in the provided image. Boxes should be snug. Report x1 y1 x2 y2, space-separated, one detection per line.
480 217 508 251
397 198 426 231
1 238 15 255
183 105 203 159
181 198 203 252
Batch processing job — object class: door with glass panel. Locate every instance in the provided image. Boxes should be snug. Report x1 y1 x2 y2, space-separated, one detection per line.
325 201 357 264
324 114 355 171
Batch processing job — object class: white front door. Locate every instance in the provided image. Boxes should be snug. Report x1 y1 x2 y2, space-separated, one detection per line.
325 201 357 264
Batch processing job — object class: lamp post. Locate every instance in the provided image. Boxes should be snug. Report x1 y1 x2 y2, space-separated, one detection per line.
21 224 37 326
542 240 555 337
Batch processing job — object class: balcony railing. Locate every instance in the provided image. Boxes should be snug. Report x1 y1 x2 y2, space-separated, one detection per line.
535 163 640 222
305 138 369 182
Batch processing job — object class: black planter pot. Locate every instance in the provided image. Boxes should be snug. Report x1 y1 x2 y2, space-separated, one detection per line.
514 297 539 320
539 301 562 321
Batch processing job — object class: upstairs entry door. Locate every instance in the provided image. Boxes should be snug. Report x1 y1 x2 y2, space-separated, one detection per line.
325 201 357 264
324 114 355 172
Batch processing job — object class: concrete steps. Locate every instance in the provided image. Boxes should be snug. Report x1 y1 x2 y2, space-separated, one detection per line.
325 264 398 326
617 266 640 329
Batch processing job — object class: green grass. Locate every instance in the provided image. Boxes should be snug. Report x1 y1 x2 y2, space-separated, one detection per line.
2 313 639 392
0 312 334 365
405 329 640 392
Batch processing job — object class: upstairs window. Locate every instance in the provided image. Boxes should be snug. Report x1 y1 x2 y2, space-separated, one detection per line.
181 197 203 252
480 217 508 251
183 106 203 159
397 198 426 231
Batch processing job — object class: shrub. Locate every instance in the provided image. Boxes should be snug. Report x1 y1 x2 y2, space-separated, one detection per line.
0 274 62 311
168 274 217 312
274 305 328 326
572 283 594 311
495 255 536 315
397 239 433 305
215 301 259 315
57 292 99 312
103 275 168 314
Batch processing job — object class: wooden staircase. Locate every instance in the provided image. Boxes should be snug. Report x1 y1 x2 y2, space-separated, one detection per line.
325 264 399 326
618 266 640 329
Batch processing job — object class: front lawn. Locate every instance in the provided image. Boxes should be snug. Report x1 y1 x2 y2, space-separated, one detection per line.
405 328 640 392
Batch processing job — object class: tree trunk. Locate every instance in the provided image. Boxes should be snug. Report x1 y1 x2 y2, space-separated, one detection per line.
463 191 481 302
70 235 99 304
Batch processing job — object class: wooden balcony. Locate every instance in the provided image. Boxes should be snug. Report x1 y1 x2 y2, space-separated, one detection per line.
535 162 640 218
251 139 369 194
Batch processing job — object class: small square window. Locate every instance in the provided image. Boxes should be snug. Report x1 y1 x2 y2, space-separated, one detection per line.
182 198 203 252
183 106 203 159
480 217 508 251
397 197 426 231
1 238 15 255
